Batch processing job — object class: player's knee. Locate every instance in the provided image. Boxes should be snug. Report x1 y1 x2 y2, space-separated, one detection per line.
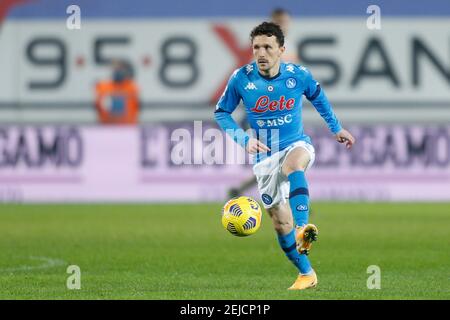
282 150 310 176
283 163 307 176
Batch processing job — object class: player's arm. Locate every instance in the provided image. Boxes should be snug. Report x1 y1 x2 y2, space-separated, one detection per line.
304 71 355 149
214 71 269 154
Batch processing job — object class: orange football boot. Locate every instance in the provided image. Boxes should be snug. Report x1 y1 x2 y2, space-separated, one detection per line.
288 270 318 290
295 224 318 255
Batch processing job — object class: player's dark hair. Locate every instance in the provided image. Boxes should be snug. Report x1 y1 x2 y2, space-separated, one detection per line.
250 22 285 47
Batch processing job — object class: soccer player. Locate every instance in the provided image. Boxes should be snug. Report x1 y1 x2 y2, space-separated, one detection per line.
214 22 355 290
227 8 298 198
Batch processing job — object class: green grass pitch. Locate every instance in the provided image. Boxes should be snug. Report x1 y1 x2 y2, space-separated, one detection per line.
0 203 449 299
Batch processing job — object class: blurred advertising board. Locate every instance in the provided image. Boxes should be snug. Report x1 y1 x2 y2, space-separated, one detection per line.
0 123 449 203
0 19 449 106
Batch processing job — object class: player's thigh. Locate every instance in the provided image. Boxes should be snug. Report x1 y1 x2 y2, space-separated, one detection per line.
281 147 312 176
267 202 293 235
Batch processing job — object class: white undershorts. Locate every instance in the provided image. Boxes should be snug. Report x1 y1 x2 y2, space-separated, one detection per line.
252 140 315 209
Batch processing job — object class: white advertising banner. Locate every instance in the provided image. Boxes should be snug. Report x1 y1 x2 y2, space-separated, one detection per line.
0 18 449 105
0 124 449 203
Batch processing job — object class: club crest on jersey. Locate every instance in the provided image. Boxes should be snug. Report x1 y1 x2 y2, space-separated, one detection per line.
262 194 273 205
267 85 274 92
286 78 296 89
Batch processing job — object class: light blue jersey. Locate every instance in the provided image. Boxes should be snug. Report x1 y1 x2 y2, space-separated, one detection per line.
214 62 342 162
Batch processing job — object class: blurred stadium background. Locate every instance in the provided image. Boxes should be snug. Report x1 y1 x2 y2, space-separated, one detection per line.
0 0 449 299
1 0 449 203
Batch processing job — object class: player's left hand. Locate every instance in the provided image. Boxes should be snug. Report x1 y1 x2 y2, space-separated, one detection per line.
335 129 355 149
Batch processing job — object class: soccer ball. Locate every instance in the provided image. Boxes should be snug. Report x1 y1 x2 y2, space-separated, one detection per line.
221 196 262 237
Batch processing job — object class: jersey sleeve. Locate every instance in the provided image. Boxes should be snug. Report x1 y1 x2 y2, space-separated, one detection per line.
303 69 342 135
214 70 250 148
216 69 241 113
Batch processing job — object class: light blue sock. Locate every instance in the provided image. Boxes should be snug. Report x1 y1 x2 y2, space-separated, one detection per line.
277 229 312 275
288 170 309 227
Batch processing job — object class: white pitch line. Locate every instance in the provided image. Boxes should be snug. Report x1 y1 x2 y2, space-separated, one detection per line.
0 256 66 272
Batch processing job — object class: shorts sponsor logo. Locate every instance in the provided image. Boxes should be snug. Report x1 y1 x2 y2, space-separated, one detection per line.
261 194 273 205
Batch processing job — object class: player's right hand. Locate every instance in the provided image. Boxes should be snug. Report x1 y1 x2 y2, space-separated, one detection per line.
246 138 271 154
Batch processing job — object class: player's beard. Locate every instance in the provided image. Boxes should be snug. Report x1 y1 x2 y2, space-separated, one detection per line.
257 58 272 72
257 58 279 76
257 62 269 71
